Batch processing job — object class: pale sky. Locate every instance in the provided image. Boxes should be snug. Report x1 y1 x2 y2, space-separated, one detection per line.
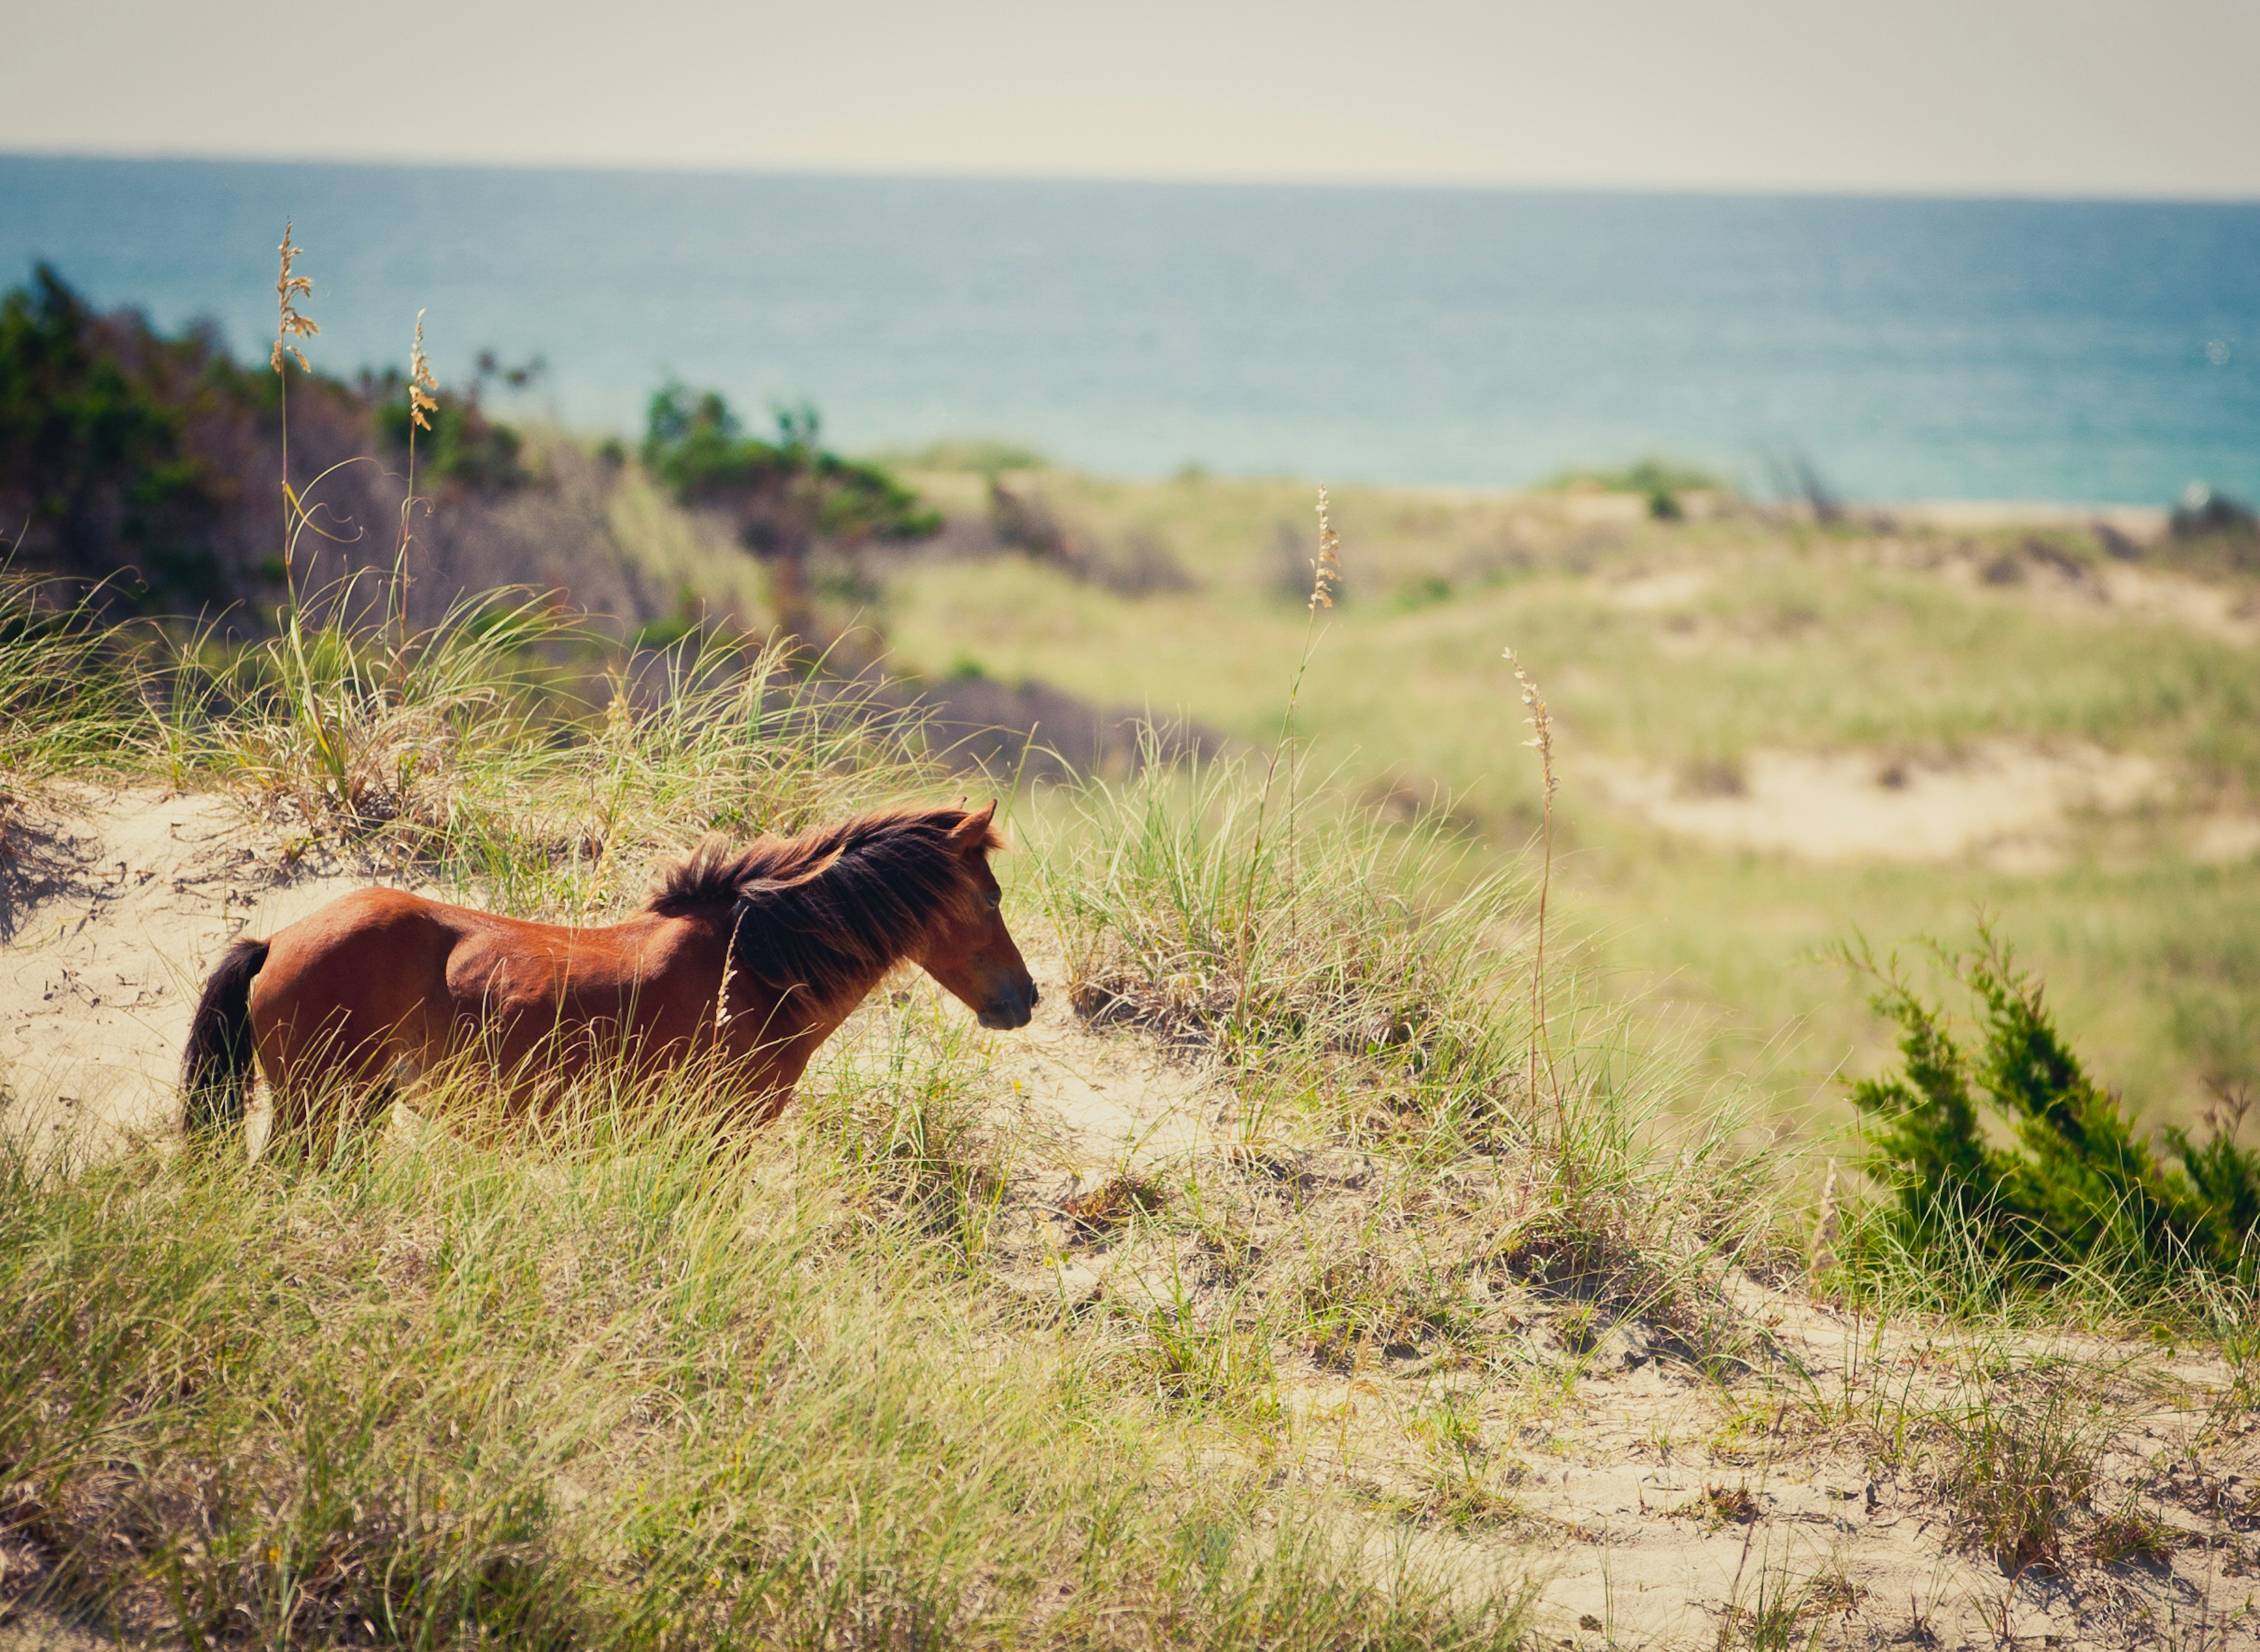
6 0 2258 197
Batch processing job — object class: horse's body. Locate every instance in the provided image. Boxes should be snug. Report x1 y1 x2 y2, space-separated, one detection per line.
181 803 1036 1138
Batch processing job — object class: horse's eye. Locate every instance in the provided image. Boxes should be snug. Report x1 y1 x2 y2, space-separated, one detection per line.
987 891 1003 910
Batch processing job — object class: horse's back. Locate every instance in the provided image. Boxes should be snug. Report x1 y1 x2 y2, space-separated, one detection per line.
260 886 460 986
250 887 460 1082
438 910 721 1068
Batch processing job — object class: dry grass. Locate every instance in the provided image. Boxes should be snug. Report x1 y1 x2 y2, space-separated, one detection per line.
1503 646 1563 1154
1774 1302 2214 1588
0 1045 1532 1649
1932 1375 2115 1574
1712 1553 1834 1652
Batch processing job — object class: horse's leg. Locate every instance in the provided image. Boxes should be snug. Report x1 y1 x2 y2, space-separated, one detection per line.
259 1010 423 1158
260 1005 352 1145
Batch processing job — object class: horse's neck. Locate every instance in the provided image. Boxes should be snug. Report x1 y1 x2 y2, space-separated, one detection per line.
719 947 900 1080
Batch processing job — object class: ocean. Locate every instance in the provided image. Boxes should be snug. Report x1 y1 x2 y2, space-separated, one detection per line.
4 154 2255 504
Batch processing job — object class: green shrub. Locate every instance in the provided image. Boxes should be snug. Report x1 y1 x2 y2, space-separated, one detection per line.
0 264 537 617
0 264 240 609
641 385 938 550
1538 456 1723 499
641 385 938 644
1844 928 2260 1289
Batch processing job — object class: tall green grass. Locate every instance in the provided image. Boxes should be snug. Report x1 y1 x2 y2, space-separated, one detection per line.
0 570 145 786
149 581 563 837
1026 752 1780 1370
0 1043 1532 1648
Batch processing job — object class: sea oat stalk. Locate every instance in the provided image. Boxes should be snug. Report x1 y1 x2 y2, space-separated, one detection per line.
271 222 319 609
1307 493 1343 616
264 226 355 809
393 310 440 675
1504 644 1566 1143
1233 488 1341 1022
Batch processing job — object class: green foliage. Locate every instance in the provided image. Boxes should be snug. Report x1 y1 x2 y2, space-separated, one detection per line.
373 380 526 488
0 264 241 607
1846 928 2260 1288
1 265 537 617
641 383 939 553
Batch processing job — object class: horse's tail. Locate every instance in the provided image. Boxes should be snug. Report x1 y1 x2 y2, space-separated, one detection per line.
182 937 270 1135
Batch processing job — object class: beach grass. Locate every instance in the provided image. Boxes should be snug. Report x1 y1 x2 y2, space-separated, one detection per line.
10 458 2260 1640
0 548 1699 1644
874 474 2260 1132
0 1060 1533 1650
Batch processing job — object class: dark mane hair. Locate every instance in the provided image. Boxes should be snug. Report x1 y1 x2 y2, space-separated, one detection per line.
646 806 1002 1002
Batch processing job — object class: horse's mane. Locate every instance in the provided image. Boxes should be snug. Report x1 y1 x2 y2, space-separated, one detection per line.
646 806 1002 1002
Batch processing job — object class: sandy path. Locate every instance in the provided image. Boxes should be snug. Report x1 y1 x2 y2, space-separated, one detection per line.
973 988 2256 1646
992 958 1225 1176
0 787 418 1162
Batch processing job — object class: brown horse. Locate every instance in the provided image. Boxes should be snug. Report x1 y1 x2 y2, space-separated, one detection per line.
180 802 1036 1139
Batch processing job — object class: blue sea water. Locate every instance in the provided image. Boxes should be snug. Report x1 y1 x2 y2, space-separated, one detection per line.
3 153 2256 504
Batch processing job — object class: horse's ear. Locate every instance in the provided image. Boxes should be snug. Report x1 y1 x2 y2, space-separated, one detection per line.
947 799 998 853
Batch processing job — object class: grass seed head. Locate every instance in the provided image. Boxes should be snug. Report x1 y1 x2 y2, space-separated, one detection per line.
271 221 318 375
1501 646 1557 803
1309 487 1343 614
407 309 438 431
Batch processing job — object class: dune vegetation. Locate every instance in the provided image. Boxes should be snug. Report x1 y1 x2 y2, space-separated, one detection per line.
870 464 2260 1132
6 248 2260 1646
0 554 1697 1647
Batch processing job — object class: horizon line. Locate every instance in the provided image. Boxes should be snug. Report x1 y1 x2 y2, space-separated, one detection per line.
6 144 2259 211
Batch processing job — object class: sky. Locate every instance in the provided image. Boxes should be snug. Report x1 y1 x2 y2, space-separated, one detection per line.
5 0 2258 198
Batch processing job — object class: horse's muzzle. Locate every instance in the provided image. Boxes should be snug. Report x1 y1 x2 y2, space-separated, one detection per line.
978 978 1039 1031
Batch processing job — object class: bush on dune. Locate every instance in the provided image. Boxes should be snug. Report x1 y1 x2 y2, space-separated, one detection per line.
1843 926 2260 1297
641 385 939 645
0 264 254 610
0 264 610 636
